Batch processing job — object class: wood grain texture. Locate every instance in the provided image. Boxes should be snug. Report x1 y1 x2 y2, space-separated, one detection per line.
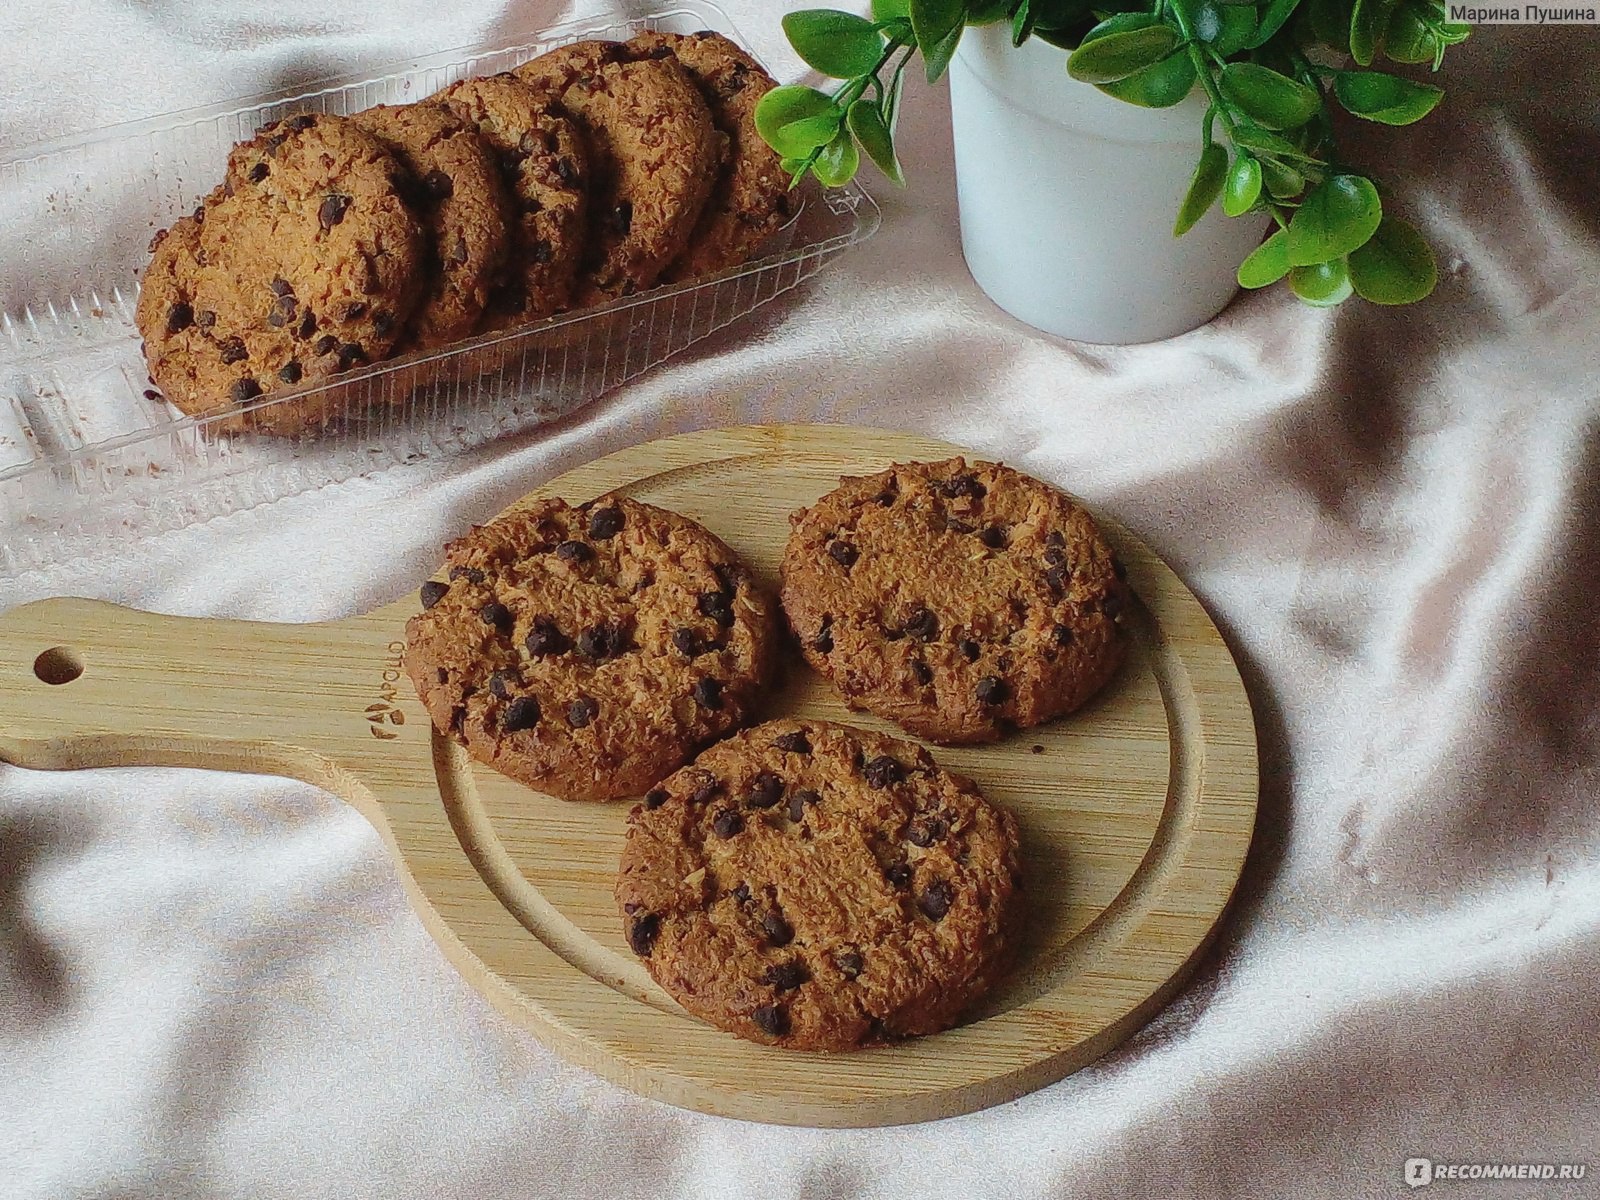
0 424 1258 1126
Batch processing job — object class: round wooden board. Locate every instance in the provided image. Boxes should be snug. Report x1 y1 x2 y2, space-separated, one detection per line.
0 424 1257 1127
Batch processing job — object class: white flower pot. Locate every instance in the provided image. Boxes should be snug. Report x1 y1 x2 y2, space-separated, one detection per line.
948 22 1271 344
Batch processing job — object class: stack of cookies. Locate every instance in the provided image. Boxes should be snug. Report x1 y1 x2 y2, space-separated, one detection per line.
403 458 1134 1052
135 32 789 436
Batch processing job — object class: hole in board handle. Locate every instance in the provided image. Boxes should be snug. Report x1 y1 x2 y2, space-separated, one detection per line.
34 647 85 685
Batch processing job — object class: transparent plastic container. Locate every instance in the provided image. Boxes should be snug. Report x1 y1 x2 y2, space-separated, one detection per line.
0 1 879 574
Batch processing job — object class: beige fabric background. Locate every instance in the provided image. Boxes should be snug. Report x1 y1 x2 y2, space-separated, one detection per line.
2 2 1598 1197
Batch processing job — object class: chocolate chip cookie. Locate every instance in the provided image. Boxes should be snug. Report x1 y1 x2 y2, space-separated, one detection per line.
782 459 1133 744
350 103 513 350
137 113 427 435
404 497 780 801
625 30 790 282
431 75 589 329
516 43 723 304
616 717 1025 1050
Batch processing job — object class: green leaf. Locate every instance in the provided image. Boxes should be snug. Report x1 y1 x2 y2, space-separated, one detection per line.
1095 48 1196 106
1349 0 1400 65
846 99 903 183
783 10 887 79
1258 155 1305 199
965 0 1013 21
1348 215 1437 303
1288 259 1354 305
1237 228 1293 288
1012 0 1038 44
1033 0 1095 27
1382 5 1436 62
872 0 912 21
1229 122 1323 163
1247 0 1303 47
1306 0 1351 51
1286 174 1382 266
1178 0 1259 53
1333 71 1444 124
1067 20 1180 83
1175 142 1228 236
1218 63 1320 130
922 20 965 81
812 130 862 187
755 85 836 144
911 0 967 58
1223 154 1262 216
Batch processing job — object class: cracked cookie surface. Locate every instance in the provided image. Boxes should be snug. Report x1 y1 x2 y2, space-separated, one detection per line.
404 496 780 801
616 717 1025 1050
516 42 722 304
781 458 1133 744
136 112 426 435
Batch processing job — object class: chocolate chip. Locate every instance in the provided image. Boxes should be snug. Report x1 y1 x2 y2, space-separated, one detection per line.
248 161 269 183
761 911 794 946
555 157 581 185
566 696 599 728
979 524 1009 549
827 539 858 568
343 302 367 321
318 193 351 230
335 343 366 371
945 517 975 534
1046 530 1065 547
627 912 659 956
712 808 744 839
229 378 261 405
450 235 470 265
372 311 395 338
555 539 593 564
165 302 193 334
196 309 217 329
752 1004 789 1037
692 677 723 710
672 627 705 658
587 506 623 540
314 335 339 356
421 168 453 200
277 360 303 384
420 580 448 609
1045 564 1069 595
731 882 751 903
689 776 722 806
267 297 295 327
862 756 905 788
911 660 933 685
483 671 513 700
763 960 809 992
1052 623 1074 646
907 815 947 847
813 618 834 654
270 277 294 297
644 788 668 810
918 879 954 920
142 389 161 401
939 473 986 499
218 337 247 365
577 621 629 660
480 602 514 633
786 792 806 822
449 566 486 584
836 950 864 980
744 770 784 809
436 667 448 684
884 863 912 890
697 591 734 628
502 696 541 731
1103 591 1124 617
1043 546 1068 567
976 675 1009 705
903 607 938 642
607 201 633 234
528 238 553 264
772 731 811 754
287 114 316 131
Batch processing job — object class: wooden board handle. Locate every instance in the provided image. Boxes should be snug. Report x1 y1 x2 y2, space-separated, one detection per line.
0 597 386 783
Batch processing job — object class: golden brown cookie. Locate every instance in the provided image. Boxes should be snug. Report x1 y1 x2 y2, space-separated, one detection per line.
616 717 1025 1050
404 497 780 802
350 103 513 350
781 459 1133 744
136 113 427 435
430 75 589 329
515 43 723 304
625 30 790 282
